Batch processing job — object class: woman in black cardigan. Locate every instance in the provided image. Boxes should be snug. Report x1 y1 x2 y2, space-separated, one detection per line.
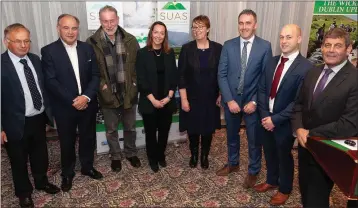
178 15 223 169
136 21 178 172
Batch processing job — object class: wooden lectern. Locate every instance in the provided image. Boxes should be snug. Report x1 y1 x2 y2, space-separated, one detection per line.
306 137 358 200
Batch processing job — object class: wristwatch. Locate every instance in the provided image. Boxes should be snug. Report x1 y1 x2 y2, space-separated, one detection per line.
252 101 257 106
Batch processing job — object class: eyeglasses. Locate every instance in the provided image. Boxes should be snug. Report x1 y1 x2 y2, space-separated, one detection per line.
7 39 31 45
191 26 206 31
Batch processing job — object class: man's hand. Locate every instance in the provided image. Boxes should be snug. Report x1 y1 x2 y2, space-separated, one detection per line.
1 131 7 145
181 99 190 112
160 97 171 106
151 99 164 109
296 128 309 148
228 100 241 114
102 84 108 90
262 117 275 131
73 96 89 110
216 95 222 107
243 101 256 114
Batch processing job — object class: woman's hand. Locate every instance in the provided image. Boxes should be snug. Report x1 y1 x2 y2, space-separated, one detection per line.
151 99 164 109
181 99 190 112
216 94 222 107
160 97 171 106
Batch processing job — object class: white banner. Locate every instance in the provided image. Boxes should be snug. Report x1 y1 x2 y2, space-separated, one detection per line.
86 2 124 30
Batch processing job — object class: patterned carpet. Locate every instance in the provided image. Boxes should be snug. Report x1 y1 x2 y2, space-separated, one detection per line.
1 129 347 207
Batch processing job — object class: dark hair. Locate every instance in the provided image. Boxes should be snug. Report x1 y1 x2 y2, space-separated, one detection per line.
146 21 170 53
192 15 211 36
57 14 80 25
4 23 30 38
238 9 257 23
323 28 351 47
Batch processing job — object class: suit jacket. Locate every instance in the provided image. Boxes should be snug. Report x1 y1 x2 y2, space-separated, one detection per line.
41 39 100 116
136 46 178 114
218 36 272 106
258 54 312 138
178 40 222 133
291 61 358 138
1 51 52 141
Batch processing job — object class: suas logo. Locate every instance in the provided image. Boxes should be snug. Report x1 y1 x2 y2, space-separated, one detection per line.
162 2 186 10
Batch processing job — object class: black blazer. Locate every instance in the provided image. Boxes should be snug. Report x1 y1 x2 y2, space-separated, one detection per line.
136 46 178 114
1 51 52 141
258 54 312 138
291 61 358 138
41 39 100 116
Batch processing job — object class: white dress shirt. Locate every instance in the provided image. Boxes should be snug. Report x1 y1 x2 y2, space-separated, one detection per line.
269 50 300 113
8 50 44 116
314 60 347 92
61 39 82 94
240 35 255 63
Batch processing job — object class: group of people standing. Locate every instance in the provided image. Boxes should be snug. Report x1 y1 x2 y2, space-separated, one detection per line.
1 5 357 208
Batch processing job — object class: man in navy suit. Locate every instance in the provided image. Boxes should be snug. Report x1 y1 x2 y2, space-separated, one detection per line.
217 9 272 189
41 14 102 192
255 24 312 205
1 23 60 208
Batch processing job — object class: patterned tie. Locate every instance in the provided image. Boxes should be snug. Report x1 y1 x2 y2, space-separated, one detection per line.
237 41 249 94
312 68 333 101
19 59 42 111
269 57 289 99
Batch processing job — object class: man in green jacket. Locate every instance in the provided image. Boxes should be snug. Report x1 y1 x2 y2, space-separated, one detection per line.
86 5 141 172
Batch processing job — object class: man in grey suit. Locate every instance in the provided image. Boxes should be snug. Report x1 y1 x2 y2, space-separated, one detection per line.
217 9 272 189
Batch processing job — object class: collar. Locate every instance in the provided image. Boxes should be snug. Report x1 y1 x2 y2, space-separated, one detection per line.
324 60 347 74
8 50 29 63
281 50 299 61
240 35 255 45
60 38 77 48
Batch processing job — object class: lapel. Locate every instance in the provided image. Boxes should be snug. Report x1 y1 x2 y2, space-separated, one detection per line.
267 56 280 95
56 39 80 92
3 51 24 96
234 38 241 72
276 54 302 94
189 41 201 84
76 42 86 90
147 48 158 85
207 40 216 70
246 36 258 71
311 63 350 109
308 66 323 109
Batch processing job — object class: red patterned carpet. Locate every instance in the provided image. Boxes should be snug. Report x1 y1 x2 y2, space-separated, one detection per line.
1 129 347 207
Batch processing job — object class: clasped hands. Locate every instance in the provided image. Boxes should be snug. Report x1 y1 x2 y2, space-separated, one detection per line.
72 95 89 110
151 97 171 109
228 100 256 114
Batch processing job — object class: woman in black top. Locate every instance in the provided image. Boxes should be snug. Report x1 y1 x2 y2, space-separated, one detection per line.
136 21 178 172
178 15 223 169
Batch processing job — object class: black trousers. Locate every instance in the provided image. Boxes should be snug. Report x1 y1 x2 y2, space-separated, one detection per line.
4 113 49 198
188 134 213 154
55 109 97 178
298 145 334 207
142 109 172 162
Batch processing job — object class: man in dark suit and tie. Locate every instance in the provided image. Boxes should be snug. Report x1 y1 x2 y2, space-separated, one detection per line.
255 24 312 205
1 23 60 208
291 28 358 207
41 14 102 192
217 9 272 188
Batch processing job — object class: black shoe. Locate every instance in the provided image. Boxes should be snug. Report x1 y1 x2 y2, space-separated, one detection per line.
126 156 141 168
61 176 73 192
201 154 209 169
36 182 60 194
189 154 198 168
19 196 34 208
111 160 122 172
149 160 159 173
158 160 167 168
81 168 103 180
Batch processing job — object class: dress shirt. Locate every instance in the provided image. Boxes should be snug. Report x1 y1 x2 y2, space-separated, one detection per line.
314 60 347 92
8 50 44 116
240 35 255 64
269 50 300 113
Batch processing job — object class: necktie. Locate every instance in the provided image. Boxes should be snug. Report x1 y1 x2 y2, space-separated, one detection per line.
237 41 249 94
312 68 333 101
270 57 289 99
19 59 43 111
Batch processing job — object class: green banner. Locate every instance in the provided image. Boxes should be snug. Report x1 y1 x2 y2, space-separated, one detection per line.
314 1 358 14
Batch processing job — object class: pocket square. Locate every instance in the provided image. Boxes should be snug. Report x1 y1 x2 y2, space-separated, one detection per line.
88 59 92 62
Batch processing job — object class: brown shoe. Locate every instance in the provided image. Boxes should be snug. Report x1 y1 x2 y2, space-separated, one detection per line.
243 174 258 189
269 192 289 206
253 183 278 193
215 164 240 176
